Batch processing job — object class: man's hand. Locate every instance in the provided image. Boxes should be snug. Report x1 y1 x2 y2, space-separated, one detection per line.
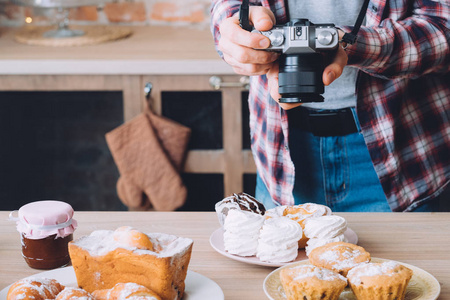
218 6 279 76
266 31 349 110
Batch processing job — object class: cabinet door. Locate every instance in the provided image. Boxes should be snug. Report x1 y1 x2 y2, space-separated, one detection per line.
143 75 256 211
0 75 142 211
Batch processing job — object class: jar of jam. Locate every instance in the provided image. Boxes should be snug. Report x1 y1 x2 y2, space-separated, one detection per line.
10 200 77 269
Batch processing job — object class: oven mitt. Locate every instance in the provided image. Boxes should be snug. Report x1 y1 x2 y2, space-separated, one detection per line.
106 109 191 211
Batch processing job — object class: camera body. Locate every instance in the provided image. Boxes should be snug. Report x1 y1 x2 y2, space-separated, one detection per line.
253 19 339 103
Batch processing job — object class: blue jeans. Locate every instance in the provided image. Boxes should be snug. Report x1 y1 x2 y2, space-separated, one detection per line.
255 109 439 212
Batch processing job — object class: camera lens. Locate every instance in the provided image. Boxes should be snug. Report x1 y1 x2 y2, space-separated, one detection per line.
278 53 325 103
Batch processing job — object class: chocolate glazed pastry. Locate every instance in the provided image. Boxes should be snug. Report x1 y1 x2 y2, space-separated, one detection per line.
215 192 266 226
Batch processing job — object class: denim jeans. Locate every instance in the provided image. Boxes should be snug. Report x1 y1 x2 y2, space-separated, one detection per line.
255 109 439 212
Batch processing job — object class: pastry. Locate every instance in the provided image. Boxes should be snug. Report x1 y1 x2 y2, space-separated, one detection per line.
223 209 265 256
347 261 413 300
283 203 333 248
303 215 347 256
280 265 347 300
308 241 371 276
68 226 193 300
55 287 95 300
215 192 266 226
7 278 65 300
256 217 302 263
92 283 161 300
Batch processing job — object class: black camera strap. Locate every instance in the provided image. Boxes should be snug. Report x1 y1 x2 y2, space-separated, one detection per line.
240 0 371 44
341 0 371 45
239 0 252 31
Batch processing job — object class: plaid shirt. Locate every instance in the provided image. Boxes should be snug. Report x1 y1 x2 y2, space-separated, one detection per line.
210 0 450 211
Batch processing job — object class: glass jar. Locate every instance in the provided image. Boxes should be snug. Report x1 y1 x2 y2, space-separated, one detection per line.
10 200 77 269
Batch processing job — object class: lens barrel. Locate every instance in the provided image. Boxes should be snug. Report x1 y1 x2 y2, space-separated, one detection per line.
278 53 325 103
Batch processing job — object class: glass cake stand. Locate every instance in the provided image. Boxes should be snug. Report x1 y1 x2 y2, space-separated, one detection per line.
12 0 111 38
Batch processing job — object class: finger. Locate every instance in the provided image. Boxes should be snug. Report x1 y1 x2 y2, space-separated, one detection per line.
323 47 348 86
219 37 279 64
220 16 272 49
248 6 276 31
223 53 273 76
267 64 281 101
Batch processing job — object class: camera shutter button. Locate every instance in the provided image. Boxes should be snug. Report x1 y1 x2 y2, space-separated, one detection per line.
269 31 284 47
317 31 333 46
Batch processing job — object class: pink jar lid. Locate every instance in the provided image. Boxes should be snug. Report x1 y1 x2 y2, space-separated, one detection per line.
11 200 77 240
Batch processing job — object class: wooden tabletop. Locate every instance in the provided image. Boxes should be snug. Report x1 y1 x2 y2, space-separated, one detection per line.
1 211 449 299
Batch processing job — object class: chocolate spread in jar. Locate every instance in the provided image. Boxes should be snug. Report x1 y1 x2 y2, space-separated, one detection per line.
21 233 73 269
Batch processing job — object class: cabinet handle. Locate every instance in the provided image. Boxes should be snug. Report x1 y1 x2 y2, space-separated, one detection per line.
144 82 153 100
209 76 250 90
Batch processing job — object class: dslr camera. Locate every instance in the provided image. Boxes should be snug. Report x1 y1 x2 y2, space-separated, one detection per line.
252 19 339 103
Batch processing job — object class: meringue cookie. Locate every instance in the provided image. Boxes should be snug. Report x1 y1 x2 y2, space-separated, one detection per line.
256 217 302 263
304 215 347 239
304 215 348 256
223 209 264 256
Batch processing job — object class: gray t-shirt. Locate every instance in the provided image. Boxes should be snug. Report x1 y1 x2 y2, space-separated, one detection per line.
288 0 364 109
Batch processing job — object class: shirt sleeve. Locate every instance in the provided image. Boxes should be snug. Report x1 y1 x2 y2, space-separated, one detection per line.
210 0 243 59
341 0 450 79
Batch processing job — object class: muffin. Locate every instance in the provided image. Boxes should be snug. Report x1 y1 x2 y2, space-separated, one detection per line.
280 265 347 300
215 192 266 226
347 261 413 300
308 241 371 276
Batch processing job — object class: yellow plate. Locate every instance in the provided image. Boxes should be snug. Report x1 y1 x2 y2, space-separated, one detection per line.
263 257 440 300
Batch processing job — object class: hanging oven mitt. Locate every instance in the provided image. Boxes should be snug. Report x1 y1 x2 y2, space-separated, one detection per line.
106 108 191 211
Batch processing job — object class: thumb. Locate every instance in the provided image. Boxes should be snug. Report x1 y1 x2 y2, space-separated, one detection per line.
249 6 276 31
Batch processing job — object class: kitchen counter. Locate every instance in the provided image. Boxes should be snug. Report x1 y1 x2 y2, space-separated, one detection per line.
0 211 449 299
0 26 234 75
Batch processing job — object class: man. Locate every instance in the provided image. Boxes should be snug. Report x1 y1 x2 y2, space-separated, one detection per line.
210 0 450 211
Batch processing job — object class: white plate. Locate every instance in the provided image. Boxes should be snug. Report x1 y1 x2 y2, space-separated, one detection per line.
263 258 441 300
0 267 224 300
209 227 358 267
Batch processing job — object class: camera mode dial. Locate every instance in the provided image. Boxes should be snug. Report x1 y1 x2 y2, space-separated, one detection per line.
317 31 335 46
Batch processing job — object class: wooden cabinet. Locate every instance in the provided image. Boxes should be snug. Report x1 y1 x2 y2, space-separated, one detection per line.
0 74 256 211
144 75 256 210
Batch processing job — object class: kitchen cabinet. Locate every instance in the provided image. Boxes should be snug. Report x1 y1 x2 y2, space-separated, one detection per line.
0 26 257 211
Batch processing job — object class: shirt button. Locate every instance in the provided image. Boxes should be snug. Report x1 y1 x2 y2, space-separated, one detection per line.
371 5 378 12
285 145 289 151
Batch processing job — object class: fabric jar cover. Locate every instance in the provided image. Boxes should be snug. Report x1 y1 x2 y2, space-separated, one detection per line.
12 200 77 239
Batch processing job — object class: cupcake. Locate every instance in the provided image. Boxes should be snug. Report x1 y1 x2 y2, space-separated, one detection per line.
347 261 413 300
256 217 302 263
215 192 266 226
308 241 371 276
280 265 347 300
223 209 264 256
303 215 348 256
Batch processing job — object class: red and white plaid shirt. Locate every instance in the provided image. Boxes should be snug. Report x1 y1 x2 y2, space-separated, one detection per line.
210 0 450 211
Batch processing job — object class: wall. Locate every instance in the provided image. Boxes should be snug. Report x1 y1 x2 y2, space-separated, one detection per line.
0 0 211 29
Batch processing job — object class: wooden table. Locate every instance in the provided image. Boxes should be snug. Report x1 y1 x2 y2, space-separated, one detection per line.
1 212 449 299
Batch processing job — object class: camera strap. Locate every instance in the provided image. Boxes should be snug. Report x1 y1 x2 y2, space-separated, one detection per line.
341 0 371 45
239 0 371 44
239 0 252 31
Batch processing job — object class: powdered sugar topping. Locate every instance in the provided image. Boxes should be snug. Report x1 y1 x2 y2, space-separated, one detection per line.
288 265 347 282
318 244 369 270
72 228 193 258
347 261 403 285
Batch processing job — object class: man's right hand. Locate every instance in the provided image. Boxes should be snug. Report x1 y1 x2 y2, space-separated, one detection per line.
218 6 279 76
